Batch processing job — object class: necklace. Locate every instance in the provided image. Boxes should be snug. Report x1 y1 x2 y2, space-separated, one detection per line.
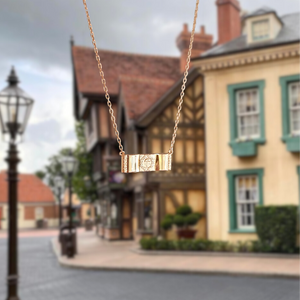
82 0 199 173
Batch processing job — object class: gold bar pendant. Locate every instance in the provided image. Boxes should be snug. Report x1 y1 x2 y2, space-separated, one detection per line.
121 153 172 173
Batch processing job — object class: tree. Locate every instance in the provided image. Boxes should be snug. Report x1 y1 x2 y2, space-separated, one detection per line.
44 147 73 190
72 121 97 203
35 170 46 181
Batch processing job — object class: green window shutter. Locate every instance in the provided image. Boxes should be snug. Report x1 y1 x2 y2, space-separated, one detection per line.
227 80 266 157
227 168 264 233
279 74 300 152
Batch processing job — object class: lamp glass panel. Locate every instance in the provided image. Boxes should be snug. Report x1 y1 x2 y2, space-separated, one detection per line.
0 97 8 132
0 85 34 136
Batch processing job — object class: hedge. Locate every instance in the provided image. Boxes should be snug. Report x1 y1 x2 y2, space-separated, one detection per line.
255 205 298 253
139 237 299 253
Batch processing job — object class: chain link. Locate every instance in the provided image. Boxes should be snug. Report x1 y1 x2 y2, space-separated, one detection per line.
82 0 124 156
169 0 199 155
82 0 199 157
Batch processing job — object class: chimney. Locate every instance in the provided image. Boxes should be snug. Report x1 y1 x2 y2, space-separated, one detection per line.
176 24 213 72
216 0 241 45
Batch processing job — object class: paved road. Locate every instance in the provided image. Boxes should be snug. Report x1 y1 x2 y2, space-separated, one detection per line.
0 237 299 300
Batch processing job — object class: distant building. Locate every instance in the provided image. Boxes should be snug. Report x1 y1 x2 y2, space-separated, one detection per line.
0 171 58 229
193 2 299 241
71 24 213 240
61 189 95 225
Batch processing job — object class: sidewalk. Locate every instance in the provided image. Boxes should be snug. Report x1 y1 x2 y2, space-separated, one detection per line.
52 231 299 278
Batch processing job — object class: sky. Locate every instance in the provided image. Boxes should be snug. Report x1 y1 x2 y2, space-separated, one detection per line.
0 0 299 174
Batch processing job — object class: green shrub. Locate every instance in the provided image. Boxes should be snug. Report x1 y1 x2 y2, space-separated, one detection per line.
156 239 174 250
176 205 192 216
211 241 233 252
235 241 252 253
173 215 185 228
161 218 173 231
140 237 157 250
185 213 201 226
255 205 298 253
164 214 174 220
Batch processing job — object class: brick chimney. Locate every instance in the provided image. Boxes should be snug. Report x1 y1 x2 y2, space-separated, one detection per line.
216 0 241 45
177 24 213 72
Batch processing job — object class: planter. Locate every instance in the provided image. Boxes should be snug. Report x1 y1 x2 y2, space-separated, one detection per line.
84 219 93 231
177 229 197 239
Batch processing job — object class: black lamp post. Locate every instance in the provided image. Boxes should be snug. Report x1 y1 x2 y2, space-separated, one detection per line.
53 175 64 228
0 67 34 300
61 151 78 258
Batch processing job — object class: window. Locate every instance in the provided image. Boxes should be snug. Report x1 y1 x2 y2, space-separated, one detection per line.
236 89 260 139
252 19 270 41
289 82 300 135
235 175 258 229
35 207 44 220
279 74 300 152
227 168 264 233
136 192 153 232
228 80 265 157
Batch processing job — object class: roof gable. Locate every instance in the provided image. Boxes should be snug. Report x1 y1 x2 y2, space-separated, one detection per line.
0 172 54 203
136 68 203 128
119 76 176 121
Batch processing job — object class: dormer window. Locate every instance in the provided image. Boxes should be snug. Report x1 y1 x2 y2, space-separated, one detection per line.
252 19 270 41
243 8 283 45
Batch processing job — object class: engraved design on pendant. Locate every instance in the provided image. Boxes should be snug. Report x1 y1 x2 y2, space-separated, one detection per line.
139 155 155 172
121 153 172 173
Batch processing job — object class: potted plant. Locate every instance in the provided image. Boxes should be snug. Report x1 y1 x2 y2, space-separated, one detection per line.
161 205 202 239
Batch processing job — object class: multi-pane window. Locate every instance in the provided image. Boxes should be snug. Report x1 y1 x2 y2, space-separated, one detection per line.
136 192 153 231
235 175 258 229
288 82 300 135
236 89 260 139
35 207 44 220
252 19 270 41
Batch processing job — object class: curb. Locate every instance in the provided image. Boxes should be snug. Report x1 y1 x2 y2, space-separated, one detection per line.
131 248 299 259
51 239 299 279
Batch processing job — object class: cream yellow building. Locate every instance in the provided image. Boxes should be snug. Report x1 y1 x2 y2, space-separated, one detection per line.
193 6 300 241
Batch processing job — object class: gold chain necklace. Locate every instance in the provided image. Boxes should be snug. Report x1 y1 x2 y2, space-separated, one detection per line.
82 0 199 173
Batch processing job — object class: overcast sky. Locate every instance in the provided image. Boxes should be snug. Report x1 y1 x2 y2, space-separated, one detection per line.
0 0 299 174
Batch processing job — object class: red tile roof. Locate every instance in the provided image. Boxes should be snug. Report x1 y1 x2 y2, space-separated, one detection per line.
72 46 181 95
0 171 55 203
72 46 181 119
120 76 176 120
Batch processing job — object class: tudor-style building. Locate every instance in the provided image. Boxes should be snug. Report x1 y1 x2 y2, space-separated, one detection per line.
71 25 213 240
193 1 300 241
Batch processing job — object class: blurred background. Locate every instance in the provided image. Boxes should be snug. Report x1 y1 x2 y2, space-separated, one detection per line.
0 0 298 172
0 1 299 300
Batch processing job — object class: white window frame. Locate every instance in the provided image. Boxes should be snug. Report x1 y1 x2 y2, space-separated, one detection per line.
288 81 300 135
35 207 44 220
236 88 260 139
235 175 259 230
252 19 270 41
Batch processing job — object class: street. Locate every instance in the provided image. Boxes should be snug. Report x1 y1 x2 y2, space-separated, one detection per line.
0 236 299 300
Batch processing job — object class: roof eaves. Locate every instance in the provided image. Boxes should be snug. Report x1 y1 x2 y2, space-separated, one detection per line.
192 39 300 61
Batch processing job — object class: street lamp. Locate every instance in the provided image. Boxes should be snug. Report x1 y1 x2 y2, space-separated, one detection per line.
53 175 64 228
0 67 34 300
61 151 78 258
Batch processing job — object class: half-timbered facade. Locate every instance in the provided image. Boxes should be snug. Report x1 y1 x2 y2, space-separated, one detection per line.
71 25 212 240
128 70 206 240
